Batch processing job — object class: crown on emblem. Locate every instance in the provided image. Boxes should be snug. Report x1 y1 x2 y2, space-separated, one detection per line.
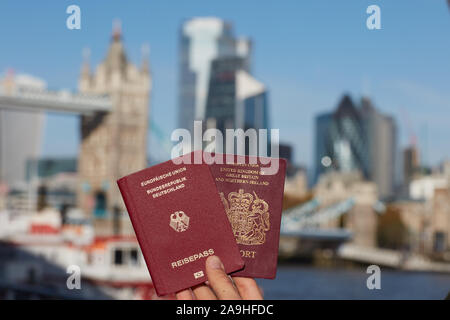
228 189 253 212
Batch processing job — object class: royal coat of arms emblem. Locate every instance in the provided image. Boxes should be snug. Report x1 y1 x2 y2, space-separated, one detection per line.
220 189 270 245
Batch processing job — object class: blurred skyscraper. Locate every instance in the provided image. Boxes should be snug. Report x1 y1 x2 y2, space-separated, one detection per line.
315 95 368 180
237 70 268 131
278 143 293 164
403 145 420 186
0 74 45 188
178 17 251 134
314 95 397 198
204 55 269 155
205 56 268 129
360 97 397 198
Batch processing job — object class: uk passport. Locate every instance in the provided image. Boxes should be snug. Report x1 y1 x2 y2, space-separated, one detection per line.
207 153 287 279
117 154 244 296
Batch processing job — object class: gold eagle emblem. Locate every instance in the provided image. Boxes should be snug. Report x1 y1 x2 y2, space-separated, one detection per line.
220 189 270 245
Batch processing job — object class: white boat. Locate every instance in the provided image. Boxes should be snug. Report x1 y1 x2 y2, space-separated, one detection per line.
0 208 170 300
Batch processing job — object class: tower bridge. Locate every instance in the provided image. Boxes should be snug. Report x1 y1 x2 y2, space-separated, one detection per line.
0 26 155 236
279 198 356 257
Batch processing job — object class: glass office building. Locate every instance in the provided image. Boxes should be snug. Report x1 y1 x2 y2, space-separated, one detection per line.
204 56 269 155
360 97 397 198
315 95 368 182
314 95 397 198
178 17 251 132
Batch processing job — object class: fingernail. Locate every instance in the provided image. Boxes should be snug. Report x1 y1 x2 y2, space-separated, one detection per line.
207 255 224 270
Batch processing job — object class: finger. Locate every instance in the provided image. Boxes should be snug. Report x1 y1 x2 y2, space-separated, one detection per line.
232 277 264 300
259 285 264 298
192 283 217 300
176 288 194 300
205 256 241 300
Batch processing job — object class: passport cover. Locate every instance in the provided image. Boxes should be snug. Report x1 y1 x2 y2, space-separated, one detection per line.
207 153 287 279
117 153 244 296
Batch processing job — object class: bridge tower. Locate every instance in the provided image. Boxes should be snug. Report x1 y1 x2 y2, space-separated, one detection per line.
78 24 151 236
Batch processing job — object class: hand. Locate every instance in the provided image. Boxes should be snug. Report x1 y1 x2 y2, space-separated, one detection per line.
175 255 263 300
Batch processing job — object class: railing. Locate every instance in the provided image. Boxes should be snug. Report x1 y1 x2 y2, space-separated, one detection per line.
282 198 319 220
281 198 355 232
0 86 112 114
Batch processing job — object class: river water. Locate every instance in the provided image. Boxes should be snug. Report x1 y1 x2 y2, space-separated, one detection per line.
256 265 450 300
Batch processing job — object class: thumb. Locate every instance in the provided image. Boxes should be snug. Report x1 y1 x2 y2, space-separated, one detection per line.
205 256 241 300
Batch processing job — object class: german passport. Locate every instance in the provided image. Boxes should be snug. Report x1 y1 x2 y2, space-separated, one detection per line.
117 155 244 296
207 153 287 279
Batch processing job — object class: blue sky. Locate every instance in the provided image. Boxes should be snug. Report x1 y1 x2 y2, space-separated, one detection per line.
1 1 449 168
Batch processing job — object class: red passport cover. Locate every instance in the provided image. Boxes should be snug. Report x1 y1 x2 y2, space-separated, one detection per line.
207 153 287 279
117 154 244 296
